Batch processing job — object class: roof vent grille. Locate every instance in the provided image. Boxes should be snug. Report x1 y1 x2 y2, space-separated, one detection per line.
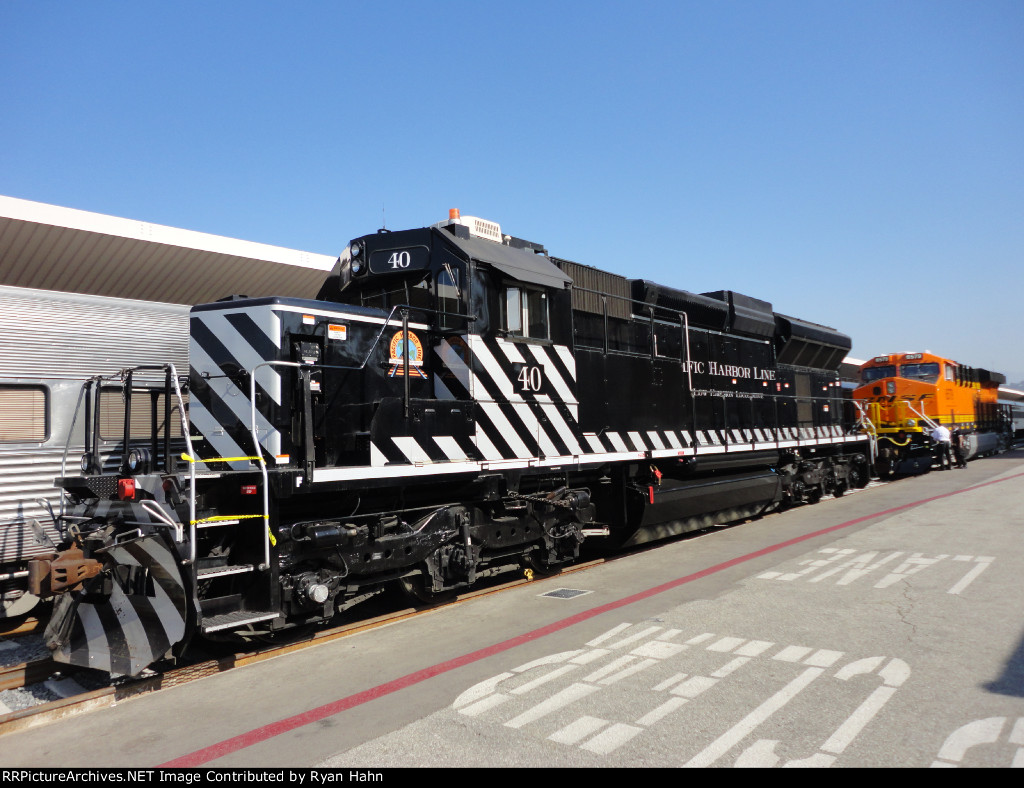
433 210 503 244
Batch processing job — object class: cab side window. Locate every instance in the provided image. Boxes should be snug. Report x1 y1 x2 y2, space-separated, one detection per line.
407 278 433 311
504 286 549 340
437 268 461 330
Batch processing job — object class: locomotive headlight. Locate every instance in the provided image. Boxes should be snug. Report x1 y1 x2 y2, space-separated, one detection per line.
80 453 93 474
127 448 151 474
906 419 916 427
351 259 364 275
349 241 362 258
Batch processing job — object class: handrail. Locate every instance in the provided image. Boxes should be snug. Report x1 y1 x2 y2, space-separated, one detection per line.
140 499 182 543
179 452 267 563
58 379 93 530
163 363 197 550
853 400 879 464
182 303 462 570
906 401 939 431
58 364 194 545
217 301 862 566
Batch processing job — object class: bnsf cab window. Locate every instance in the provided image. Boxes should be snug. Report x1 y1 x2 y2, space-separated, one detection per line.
900 363 940 383
504 287 549 340
0 385 48 442
861 365 895 383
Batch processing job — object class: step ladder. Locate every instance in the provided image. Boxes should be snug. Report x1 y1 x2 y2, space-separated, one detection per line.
184 453 280 635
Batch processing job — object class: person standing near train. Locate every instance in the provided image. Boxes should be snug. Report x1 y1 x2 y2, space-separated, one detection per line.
951 427 967 468
931 423 953 470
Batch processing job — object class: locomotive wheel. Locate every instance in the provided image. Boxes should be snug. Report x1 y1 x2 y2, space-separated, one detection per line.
523 549 553 575
783 480 804 509
397 575 455 605
849 463 870 488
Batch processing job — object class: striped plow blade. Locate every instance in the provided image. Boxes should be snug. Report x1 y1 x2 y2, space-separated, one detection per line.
44 533 189 677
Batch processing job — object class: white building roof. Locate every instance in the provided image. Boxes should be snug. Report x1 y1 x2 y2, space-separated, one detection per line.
0 195 337 305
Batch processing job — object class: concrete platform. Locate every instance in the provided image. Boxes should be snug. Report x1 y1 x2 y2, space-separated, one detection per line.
2 450 1023 769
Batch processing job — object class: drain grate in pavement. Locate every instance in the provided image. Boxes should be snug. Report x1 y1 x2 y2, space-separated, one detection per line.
539 588 593 599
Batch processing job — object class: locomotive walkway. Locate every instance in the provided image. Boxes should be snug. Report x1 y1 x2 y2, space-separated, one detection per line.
2 449 1023 769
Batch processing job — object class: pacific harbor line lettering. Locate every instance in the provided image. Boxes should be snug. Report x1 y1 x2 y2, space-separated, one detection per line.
683 360 776 381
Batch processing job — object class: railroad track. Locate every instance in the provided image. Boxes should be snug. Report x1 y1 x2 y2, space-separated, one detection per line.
0 558 603 737
0 657 60 693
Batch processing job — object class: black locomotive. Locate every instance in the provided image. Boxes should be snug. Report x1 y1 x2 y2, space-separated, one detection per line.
30 211 871 676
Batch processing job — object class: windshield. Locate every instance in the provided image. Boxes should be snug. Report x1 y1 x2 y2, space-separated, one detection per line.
862 365 896 383
900 363 940 383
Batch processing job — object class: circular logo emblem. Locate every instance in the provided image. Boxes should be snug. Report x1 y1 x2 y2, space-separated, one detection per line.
389 330 423 365
388 330 427 379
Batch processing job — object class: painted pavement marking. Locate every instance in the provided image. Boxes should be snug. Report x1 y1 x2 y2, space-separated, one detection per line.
453 622 910 765
758 548 994 594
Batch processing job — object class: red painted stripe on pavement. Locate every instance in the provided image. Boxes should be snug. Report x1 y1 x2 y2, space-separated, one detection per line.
161 471 1023 767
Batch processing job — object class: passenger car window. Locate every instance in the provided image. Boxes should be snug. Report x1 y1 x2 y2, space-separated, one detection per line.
99 388 186 440
0 385 48 442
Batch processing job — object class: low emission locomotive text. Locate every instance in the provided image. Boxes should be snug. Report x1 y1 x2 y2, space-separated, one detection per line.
28 211 873 677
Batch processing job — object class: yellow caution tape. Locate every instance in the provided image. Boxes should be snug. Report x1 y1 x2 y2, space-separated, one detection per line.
183 457 277 547
189 514 277 547
181 453 265 464
191 514 268 524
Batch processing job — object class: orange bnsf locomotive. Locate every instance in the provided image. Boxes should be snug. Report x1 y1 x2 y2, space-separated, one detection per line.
852 352 1012 476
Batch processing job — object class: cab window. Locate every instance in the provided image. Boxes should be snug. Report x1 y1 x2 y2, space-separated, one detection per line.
900 363 940 383
504 286 549 340
408 278 432 311
437 268 462 330
861 365 896 383
356 273 433 314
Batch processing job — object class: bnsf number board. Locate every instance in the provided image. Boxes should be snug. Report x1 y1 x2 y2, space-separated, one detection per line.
369 246 430 275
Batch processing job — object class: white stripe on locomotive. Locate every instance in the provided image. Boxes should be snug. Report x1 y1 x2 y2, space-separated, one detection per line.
199 311 283 405
535 395 584 456
189 340 282 459
434 436 470 462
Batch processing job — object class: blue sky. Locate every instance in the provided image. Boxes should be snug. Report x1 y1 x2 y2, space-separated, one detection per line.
3 1 1022 382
